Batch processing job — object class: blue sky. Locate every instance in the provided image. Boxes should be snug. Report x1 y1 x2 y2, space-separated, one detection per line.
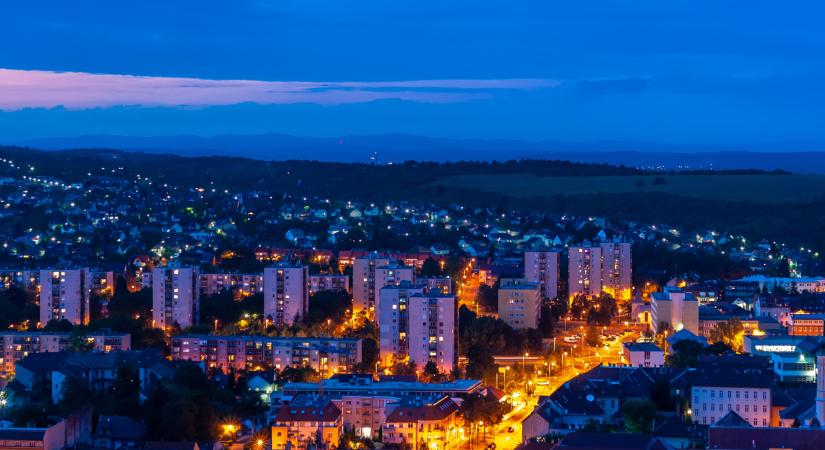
1 1 824 146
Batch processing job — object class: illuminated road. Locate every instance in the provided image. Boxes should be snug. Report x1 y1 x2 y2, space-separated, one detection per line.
474 325 641 450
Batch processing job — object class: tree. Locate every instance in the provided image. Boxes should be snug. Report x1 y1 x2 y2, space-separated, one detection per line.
421 258 441 277
43 319 74 332
621 400 657 433
465 344 497 381
423 361 440 380
570 295 588 320
667 340 703 368
649 380 675 411
584 325 601 348
708 318 744 352
390 361 418 377
475 284 498 312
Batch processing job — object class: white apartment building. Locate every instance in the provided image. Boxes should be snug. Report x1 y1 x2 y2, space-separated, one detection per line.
352 254 391 315
524 250 560 300
39 269 91 326
407 292 457 373
622 342 664 367
264 264 309 326
498 280 541 329
651 287 699 334
568 242 602 301
378 282 425 366
691 372 772 427
152 266 199 330
600 239 632 301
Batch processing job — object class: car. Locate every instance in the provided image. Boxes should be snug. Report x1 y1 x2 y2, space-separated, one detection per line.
536 380 549 386
487 443 497 449
563 336 579 343
507 426 515 433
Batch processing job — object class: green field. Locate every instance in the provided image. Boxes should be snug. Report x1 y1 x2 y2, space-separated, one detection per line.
435 174 825 203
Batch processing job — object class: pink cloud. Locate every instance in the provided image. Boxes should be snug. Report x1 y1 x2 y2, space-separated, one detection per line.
0 68 560 110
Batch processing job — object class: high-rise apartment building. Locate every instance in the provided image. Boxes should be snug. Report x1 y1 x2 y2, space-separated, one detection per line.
264 263 309 326
407 292 457 373
39 269 91 326
352 254 391 315
498 280 541 329
600 239 632 301
524 250 560 300
568 242 603 301
378 282 425 366
152 266 199 330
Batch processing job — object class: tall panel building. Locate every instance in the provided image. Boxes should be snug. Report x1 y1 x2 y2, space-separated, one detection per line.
600 239 632 301
264 263 309 326
568 242 602 301
152 266 199 330
378 282 425 366
407 292 457 373
374 264 415 313
524 250 560 300
39 269 91 326
352 254 391 315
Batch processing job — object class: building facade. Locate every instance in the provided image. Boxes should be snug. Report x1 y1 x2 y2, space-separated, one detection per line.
170 335 362 377
498 281 541 329
600 240 632 301
263 264 309 326
524 250 560 300
151 266 199 330
39 269 91 326
378 283 425 366
407 293 457 373
651 287 699 334
309 274 350 294
568 243 602 300
0 331 130 375
198 273 263 298
352 254 391 316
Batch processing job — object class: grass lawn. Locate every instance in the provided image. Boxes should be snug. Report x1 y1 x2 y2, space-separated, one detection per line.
434 174 825 203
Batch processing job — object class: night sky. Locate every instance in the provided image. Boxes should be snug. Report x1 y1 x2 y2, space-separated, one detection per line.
2 1 824 146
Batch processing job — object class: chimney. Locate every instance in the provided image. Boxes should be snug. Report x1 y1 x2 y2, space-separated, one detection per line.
817 354 825 426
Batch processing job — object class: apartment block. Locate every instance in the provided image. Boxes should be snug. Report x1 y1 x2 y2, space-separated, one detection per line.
309 274 351 294
199 272 263 298
0 331 130 375
498 280 541 329
568 242 602 300
39 269 91 326
600 239 632 301
170 335 362 377
378 282 425 365
524 249 560 300
407 292 457 373
263 264 309 326
152 266 199 330
352 254 391 315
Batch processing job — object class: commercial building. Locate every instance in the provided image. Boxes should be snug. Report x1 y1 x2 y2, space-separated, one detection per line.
39 269 91 326
650 287 699 334
352 253 391 315
600 239 632 301
151 266 199 330
498 280 541 329
524 249 560 300
170 335 362 377
568 242 602 300
263 264 309 326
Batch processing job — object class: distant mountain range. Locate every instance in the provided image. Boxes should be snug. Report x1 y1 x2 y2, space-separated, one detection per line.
10 133 825 173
